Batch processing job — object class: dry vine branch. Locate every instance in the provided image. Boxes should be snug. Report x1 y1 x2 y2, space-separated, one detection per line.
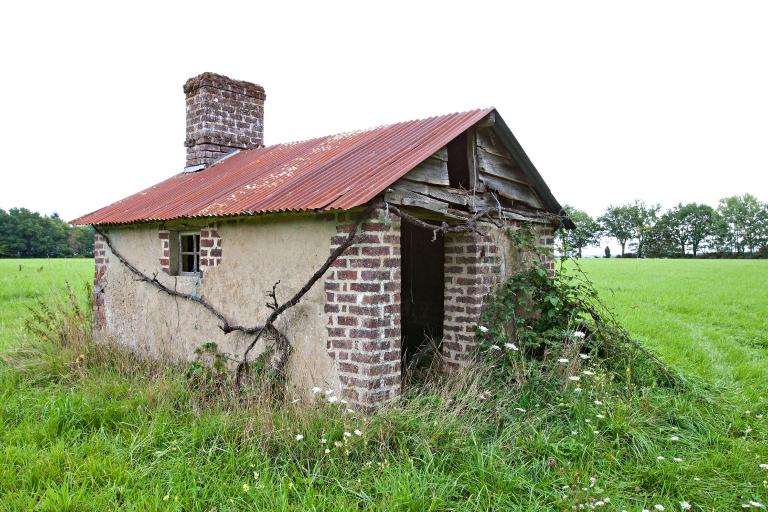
93 226 244 332
384 202 495 241
235 203 377 380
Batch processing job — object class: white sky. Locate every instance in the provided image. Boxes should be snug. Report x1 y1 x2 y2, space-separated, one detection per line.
1 0 766 250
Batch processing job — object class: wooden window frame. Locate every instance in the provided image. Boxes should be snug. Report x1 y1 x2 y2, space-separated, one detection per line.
178 232 201 276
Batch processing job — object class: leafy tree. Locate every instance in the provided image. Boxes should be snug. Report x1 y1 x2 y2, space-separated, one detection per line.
0 207 91 258
662 203 718 256
626 200 660 258
717 194 767 254
598 205 635 257
558 206 601 258
642 219 678 258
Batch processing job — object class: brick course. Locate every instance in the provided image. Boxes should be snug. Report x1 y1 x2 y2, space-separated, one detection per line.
325 209 401 410
184 72 266 168
93 233 109 330
441 231 501 370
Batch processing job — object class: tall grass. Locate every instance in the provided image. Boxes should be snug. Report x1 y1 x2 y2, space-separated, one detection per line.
0 273 767 510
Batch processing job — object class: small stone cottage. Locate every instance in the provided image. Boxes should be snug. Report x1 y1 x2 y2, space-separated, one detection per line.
72 72 570 409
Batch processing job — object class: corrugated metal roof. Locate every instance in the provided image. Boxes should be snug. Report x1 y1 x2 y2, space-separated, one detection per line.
72 109 495 225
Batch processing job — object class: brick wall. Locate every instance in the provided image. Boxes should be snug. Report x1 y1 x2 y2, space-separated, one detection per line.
200 223 223 270
441 232 501 370
325 208 401 410
184 72 266 168
93 233 109 330
537 225 556 271
158 230 171 274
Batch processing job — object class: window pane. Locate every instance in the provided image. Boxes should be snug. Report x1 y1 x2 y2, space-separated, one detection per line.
181 234 195 252
181 253 196 273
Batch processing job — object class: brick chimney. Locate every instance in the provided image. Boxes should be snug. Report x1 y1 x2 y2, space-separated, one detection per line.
183 72 266 169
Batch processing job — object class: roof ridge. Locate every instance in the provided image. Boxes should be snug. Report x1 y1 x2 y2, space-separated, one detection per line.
260 107 495 151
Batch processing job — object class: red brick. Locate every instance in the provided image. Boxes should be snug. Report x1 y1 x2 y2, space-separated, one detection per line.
350 282 381 292
362 246 390 256
336 270 358 280
350 328 379 339
350 258 381 269
361 270 390 281
338 362 359 374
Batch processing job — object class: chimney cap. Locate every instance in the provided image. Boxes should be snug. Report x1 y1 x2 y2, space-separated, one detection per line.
183 72 266 99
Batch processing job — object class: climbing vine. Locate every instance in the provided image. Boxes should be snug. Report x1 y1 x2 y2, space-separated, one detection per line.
476 223 681 390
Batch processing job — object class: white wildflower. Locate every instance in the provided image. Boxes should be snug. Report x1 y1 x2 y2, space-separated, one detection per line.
571 430 578 435
589 476 597 486
693 477 700 481
324 388 334 395
657 456 665 461
324 448 330 454
749 501 765 509
594 400 603 405
595 501 605 507
311 386 322 394
340 399 348 404
655 505 665 511
354 429 363 436
670 435 680 441
579 353 591 360
673 457 683 463
760 463 768 470
327 396 339 404
572 331 586 339
490 345 502 351
343 431 352 438
478 325 489 333
582 370 595 376
558 358 570 363
680 503 691 511
585 419 591 423
574 387 583 393
568 376 581 381
596 414 606 419
604 497 610 503
505 342 519 351
295 434 304 441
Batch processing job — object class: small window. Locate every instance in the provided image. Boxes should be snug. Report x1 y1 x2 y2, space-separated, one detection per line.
179 233 200 275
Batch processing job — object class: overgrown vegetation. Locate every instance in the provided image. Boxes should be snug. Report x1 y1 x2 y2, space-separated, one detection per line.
0 257 767 510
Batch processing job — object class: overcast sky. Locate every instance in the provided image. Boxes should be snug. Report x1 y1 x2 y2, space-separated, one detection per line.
1 1 766 239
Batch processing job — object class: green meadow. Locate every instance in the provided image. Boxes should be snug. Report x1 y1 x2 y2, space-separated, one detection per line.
578 258 768 406
0 257 766 511
0 259 92 351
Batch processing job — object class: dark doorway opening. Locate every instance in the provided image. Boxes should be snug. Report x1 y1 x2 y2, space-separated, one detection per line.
400 220 444 377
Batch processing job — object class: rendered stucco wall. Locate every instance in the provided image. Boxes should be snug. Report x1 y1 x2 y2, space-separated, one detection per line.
95 213 340 394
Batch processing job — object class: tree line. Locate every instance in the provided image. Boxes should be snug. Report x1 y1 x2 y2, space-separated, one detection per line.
0 208 94 258
560 193 768 258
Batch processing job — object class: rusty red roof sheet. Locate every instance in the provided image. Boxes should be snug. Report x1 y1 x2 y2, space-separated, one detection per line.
72 108 501 225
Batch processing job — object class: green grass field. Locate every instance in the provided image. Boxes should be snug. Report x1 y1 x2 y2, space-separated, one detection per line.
0 259 92 350
0 258 766 510
578 259 768 406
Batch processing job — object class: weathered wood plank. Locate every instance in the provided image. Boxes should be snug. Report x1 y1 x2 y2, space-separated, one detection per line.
402 156 449 186
477 147 529 184
480 174 543 208
384 189 449 214
393 180 470 207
